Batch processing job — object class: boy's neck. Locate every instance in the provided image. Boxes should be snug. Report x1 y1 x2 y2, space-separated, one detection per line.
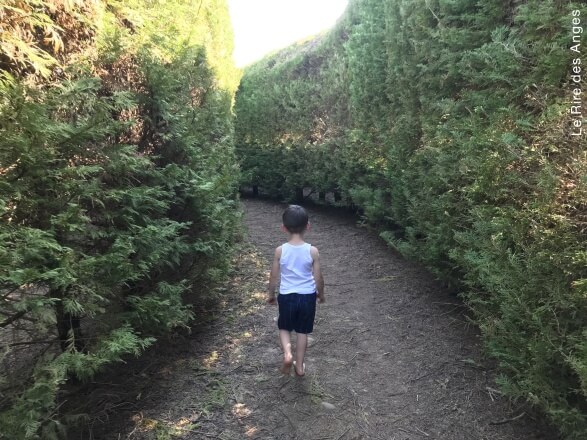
287 233 305 245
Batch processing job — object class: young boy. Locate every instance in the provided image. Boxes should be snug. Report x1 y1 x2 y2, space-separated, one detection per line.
267 205 325 377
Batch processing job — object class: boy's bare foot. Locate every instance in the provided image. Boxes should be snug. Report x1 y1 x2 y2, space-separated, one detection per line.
293 360 305 377
280 355 293 375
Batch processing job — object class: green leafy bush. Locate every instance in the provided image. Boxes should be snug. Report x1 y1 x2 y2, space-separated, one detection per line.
235 0 587 437
0 1 240 437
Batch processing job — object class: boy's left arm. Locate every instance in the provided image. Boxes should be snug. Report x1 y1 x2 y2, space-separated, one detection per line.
311 246 325 303
267 246 281 304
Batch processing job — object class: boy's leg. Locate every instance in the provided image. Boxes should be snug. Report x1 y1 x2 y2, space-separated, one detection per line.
279 330 293 374
294 333 308 375
293 293 315 376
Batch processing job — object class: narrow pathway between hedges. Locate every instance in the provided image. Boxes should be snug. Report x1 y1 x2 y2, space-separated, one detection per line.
81 199 557 440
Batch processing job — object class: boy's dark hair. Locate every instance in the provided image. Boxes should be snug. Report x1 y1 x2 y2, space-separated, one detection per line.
282 205 309 234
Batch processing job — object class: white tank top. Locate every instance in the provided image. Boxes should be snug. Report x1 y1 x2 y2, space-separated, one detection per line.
279 242 316 294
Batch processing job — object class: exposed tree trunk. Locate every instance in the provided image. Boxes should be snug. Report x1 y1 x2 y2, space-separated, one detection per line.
295 187 304 203
252 185 259 196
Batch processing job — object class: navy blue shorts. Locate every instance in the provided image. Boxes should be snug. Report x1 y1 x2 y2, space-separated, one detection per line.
277 293 317 334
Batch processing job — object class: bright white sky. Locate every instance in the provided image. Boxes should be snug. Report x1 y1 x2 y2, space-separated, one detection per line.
228 0 349 67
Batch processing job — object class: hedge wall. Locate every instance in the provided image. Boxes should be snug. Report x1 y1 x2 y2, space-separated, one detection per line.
235 0 587 437
0 1 240 438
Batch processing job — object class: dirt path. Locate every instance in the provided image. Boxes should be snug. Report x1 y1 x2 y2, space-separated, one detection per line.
79 198 557 440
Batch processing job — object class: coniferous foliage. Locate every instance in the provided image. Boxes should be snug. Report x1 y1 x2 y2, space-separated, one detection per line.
0 1 240 437
235 0 587 437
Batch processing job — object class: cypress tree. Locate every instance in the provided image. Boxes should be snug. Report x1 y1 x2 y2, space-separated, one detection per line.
0 1 240 437
234 0 587 436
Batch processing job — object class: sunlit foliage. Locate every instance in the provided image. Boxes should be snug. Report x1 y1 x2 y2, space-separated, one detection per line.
0 1 240 437
235 0 587 437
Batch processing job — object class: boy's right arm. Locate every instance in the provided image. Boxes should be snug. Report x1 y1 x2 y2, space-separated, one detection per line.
311 246 325 303
267 246 282 304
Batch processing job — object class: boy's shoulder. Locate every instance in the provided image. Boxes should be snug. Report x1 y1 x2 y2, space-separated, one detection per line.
310 245 319 258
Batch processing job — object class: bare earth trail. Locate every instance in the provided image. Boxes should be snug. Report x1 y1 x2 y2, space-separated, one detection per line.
84 199 557 439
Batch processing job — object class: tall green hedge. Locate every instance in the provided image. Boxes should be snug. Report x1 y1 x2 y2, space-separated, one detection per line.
0 1 240 438
235 0 587 437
